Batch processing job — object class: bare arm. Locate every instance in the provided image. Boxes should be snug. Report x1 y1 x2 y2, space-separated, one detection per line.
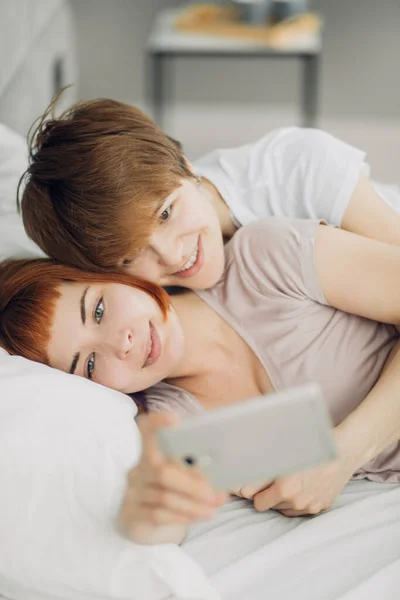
315 223 400 324
337 339 400 469
342 173 400 246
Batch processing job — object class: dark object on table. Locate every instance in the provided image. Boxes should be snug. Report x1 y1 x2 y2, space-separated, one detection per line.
231 0 272 25
270 0 308 23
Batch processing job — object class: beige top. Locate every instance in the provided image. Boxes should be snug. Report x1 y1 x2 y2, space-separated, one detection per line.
146 219 400 483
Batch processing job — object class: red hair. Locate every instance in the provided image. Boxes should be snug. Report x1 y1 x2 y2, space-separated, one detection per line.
0 258 169 365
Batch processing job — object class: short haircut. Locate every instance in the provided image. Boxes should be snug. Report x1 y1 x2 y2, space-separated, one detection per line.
18 95 194 271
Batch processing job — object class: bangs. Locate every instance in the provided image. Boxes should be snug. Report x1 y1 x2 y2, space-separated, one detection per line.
0 279 61 364
0 259 170 368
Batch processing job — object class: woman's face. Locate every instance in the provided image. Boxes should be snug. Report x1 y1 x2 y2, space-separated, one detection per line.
47 281 185 394
121 178 225 290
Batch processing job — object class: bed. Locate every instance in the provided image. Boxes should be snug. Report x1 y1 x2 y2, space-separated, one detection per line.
0 3 400 599
184 481 400 599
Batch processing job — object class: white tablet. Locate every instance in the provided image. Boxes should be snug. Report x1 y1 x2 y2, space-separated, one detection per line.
157 383 336 490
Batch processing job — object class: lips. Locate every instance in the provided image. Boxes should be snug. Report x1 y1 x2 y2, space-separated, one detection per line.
173 236 204 280
143 321 161 367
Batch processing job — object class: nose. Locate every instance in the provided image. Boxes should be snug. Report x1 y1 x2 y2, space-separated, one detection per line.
114 329 133 360
150 230 183 268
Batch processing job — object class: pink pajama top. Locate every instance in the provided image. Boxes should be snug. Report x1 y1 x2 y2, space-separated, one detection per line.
146 219 400 483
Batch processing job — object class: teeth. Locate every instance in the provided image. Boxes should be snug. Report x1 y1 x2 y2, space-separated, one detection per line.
147 330 153 359
177 246 198 272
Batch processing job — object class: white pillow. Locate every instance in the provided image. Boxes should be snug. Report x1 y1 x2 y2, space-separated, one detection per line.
0 349 220 600
0 123 44 260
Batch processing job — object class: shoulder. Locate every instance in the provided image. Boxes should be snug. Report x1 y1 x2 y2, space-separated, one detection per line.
222 218 324 301
194 127 297 161
144 381 204 418
227 218 321 262
195 127 360 168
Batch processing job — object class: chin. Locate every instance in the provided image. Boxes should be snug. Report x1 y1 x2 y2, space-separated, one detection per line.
193 260 225 290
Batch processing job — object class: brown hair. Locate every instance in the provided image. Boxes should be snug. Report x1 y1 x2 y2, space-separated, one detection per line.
18 94 194 271
0 258 169 366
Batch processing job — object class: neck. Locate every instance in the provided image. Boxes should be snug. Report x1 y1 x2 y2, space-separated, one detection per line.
166 291 223 383
201 177 238 239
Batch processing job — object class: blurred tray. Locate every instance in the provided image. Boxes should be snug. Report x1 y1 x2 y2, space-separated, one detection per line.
175 4 322 48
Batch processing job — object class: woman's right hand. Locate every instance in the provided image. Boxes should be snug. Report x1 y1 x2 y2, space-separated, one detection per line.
118 412 227 545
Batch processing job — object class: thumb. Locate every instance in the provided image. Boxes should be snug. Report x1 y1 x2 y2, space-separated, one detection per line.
253 483 282 512
137 411 180 464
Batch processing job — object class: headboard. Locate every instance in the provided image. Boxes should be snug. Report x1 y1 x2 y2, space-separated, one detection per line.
0 0 77 137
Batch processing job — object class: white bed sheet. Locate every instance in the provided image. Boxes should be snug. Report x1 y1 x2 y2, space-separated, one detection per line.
184 480 400 599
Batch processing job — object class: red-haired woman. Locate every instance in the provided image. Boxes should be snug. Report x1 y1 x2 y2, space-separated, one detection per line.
2 218 400 545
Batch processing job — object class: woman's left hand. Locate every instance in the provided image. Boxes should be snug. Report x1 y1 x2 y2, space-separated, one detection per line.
240 428 358 517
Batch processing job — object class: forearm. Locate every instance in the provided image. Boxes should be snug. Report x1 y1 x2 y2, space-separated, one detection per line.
335 340 400 470
341 173 400 247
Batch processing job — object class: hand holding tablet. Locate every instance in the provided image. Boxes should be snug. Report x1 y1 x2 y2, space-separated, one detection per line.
157 383 336 491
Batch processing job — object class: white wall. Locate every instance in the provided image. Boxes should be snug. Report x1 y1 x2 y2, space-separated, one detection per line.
70 0 400 119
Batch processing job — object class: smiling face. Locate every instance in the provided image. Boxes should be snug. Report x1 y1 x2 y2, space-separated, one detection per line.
47 281 185 394
121 178 225 289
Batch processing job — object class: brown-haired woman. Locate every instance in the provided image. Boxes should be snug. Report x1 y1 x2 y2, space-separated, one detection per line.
18 96 400 291
2 217 400 545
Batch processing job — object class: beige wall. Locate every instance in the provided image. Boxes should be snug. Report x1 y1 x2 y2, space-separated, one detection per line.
70 0 400 119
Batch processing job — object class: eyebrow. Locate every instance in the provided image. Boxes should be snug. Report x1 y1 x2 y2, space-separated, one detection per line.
155 192 176 214
80 287 89 325
68 287 89 375
69 352 80 375
154 199 166 215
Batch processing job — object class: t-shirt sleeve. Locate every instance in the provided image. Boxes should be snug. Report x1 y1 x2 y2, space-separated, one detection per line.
230 218 329 306
145 382 204 418
278 128 367 226
196 128 367 228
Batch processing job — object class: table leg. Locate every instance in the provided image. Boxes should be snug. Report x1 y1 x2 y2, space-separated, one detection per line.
302 54 319 128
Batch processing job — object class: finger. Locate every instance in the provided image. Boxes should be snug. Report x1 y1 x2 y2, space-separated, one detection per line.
270 496 309 511
142 485 216 520
214 490 229 506
253 484 284 512
137 409 179 427
270 501 297 510
137 411 180 438
278 508 306 518
155 463 218 505
277 504 325 517
239 479 273 499
137 412 180 465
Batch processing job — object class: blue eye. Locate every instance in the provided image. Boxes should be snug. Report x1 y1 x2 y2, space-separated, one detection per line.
87 352 95 379
94 298 104 323
159 205 172 222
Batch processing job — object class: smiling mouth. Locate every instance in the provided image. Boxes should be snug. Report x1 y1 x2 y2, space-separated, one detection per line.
143 322 161 367
173 237 203 279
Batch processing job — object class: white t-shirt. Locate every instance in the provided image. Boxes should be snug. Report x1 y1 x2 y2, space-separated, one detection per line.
194 127 400 227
